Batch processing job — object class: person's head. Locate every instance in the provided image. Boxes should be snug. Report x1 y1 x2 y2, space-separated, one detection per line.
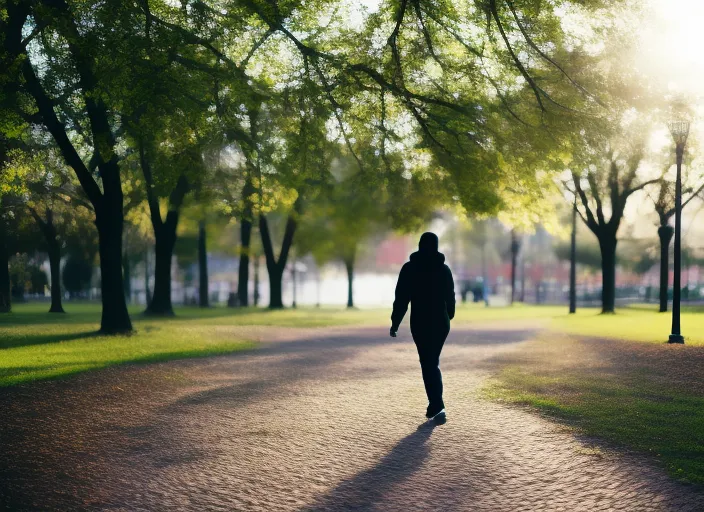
418 232 439 252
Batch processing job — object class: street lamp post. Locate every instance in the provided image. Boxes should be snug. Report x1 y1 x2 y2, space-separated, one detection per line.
668 120 690 344
292 258 297 309
510 229 520 305
569 196 577 314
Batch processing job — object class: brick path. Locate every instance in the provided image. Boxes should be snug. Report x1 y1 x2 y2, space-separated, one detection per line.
1 323 703 511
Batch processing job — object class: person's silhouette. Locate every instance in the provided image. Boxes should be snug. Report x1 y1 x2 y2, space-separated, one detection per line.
390 232 455 421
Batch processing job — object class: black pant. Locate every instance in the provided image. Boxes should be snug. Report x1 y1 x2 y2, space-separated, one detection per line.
412 327 449 408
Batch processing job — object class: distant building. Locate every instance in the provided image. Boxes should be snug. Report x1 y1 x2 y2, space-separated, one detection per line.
374 235 411 271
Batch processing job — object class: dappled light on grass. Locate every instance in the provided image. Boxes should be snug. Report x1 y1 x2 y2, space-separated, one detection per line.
0 301 563 386
0 302 565 331
0 306 257 386
0 328 256 386
485 335 704 484
553 305 704 346
5 301 704 387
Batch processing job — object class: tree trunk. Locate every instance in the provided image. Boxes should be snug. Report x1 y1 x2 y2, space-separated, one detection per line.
316 270 321 308
237 177 255 307
48 242 64 313
510 230 520 305
198 220 209 307
345 257 355 309
253 254 260 307
237 218 252 307
481 242 488 307
259 213 297 310
599 236 617 314
30 208 64 313
291 257 297 308
268 267 284 309
95 207 132 333
147 202 183 315
144 252 151 306
658 225 674 313
123 254 131 303
8 4 129 330
147 228 177 315
141 159 188 315
519 256 525 302
0 234 10 313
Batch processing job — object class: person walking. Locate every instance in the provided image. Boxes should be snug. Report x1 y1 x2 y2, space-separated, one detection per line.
390 232 455 422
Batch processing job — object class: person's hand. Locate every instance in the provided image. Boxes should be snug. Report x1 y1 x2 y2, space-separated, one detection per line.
390 327 397 338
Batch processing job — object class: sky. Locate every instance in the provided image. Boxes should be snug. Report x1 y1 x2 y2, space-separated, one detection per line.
634 0 704 98
626 0 704 241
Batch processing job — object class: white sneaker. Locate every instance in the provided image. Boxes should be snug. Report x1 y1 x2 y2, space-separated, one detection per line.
429 408 446 421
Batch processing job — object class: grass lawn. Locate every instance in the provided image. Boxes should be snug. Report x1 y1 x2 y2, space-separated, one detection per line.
482 304 704 484
1 300 702 388
484 333 704 484
0 303 262 386
0 300 565 329
552 304 704 346
0 301 563 387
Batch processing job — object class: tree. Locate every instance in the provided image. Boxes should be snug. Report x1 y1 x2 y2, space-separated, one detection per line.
0 200 53 304
28 207 64 312
0 186 44 311
569 143 658 313
213 153 255 307
173 230 199 304
209 105 260 308
259 203 299 309
0 123 96 313
2 0 629 321
132 139 196 315
237 180 255 307
649 166 704 312
172 205 228 307
223 0 619 214
219 0 621 308
20 148 91 313
3 1 137 331
0 217 10 312
253 91 331 309
0 166 20 312
296 175 385 309
205 93 303 311
0 131 31 312
9 253 31 301
121 13 228 315
198 220 209 307
2 0 256 329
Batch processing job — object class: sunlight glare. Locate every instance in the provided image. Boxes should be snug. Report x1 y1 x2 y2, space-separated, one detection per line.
635 0 704 98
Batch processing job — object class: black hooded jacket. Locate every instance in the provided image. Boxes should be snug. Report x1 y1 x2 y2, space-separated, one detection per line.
391 250 455 335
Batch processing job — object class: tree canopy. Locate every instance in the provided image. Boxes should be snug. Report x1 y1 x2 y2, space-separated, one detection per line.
0 0 638 318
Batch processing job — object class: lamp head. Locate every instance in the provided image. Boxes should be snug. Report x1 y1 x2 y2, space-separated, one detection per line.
668 120 690 146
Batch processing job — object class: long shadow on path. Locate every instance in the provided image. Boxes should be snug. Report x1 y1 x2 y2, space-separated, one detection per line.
160 326 537 412
305 421 438 511
0 325 537 510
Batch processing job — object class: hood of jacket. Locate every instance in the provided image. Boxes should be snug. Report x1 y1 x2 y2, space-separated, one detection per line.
409 250 446 265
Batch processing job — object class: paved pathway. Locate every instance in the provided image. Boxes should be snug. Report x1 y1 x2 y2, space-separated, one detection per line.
1 323 704 511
